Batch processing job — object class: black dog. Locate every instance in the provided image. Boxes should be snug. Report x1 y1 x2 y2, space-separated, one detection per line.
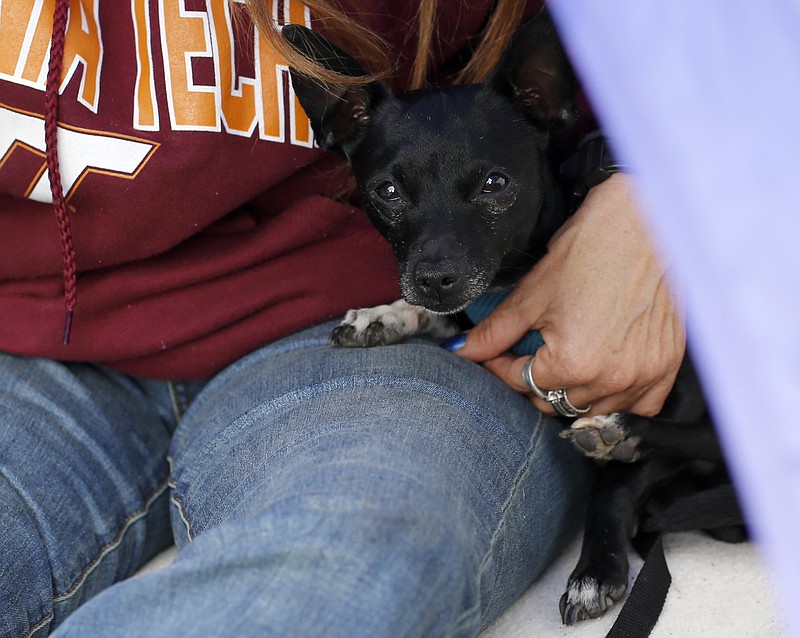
283 12 575 348
284 10 743 628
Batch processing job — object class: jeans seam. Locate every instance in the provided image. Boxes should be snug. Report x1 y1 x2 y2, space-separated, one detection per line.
23 612 53 638
166 454 193 543
169 492 194 542
167 382 189 421
453 410 547 632
169 488 194 543
51 474 171 604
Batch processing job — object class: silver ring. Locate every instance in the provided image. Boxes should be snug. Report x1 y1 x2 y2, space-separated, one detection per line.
550 389 592 418
520 357 591 418
521 356 550 401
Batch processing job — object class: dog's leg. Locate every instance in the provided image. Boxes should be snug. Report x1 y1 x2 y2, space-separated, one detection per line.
560 458 679 625
331 299 460 347
560 414 723 463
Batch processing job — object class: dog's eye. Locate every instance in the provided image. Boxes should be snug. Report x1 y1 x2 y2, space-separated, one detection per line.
482 174 509 194
375 180 401 202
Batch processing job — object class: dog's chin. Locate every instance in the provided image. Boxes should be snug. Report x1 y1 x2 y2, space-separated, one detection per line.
413 298 471 316
401 285 488 316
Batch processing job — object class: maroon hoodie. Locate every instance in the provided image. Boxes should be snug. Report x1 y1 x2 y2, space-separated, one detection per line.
0 0 542 380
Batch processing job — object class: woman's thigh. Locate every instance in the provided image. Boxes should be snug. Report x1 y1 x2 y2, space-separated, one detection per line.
0 355 178 637
57 322 589 638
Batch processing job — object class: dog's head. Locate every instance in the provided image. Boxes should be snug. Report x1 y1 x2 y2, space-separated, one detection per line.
284 11 576 314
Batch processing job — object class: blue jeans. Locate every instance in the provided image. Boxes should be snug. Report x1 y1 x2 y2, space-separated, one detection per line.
1 321 588 638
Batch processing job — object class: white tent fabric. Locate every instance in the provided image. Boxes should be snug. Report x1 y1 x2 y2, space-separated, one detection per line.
548 2 800 635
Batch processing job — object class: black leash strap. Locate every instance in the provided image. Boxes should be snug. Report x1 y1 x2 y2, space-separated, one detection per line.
603 484 744 638
605 533 669 638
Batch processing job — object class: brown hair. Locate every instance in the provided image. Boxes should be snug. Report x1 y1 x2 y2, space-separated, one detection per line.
244 0 530 90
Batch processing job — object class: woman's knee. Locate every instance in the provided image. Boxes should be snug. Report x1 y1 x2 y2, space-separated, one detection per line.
168 334 589 634
169 339 533 537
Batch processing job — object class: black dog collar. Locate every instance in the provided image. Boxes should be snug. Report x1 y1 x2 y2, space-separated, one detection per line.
560 131 628 211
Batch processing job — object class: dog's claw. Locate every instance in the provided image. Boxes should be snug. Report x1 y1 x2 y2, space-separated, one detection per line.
560 414 642 463
331 320 391 347
559 592 592 626
330 324 356 346
364 320 388 347
559 576 627 625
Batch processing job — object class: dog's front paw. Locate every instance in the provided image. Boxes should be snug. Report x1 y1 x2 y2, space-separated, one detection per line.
331 304 415 348
331 306 406 348
559 414 642 463
559 574 628 625
331 300 459 348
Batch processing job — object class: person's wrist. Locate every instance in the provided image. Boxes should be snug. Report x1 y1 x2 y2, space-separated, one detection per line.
573 172 635 227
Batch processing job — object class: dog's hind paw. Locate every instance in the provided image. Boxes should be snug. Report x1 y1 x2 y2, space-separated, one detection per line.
559 414 642 462
559 576 627 625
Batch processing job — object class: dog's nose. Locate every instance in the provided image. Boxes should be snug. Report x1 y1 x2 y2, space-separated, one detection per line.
415 261 461 301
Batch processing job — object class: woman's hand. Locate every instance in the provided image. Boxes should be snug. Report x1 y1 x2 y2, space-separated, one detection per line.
454 174 686 417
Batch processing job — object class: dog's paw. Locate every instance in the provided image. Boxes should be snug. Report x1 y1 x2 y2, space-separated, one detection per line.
331 307 407 347
559 414 642 463
559 575 628 625
331 300 459 348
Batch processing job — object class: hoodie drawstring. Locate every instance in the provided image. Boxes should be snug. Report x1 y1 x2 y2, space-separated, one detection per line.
44 0 76 345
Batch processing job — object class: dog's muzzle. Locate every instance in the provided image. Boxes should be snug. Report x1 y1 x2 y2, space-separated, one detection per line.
400 264 481 314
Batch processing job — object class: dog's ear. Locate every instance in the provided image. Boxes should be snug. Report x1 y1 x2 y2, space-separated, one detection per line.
487 9 577 129
282 25 392 155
